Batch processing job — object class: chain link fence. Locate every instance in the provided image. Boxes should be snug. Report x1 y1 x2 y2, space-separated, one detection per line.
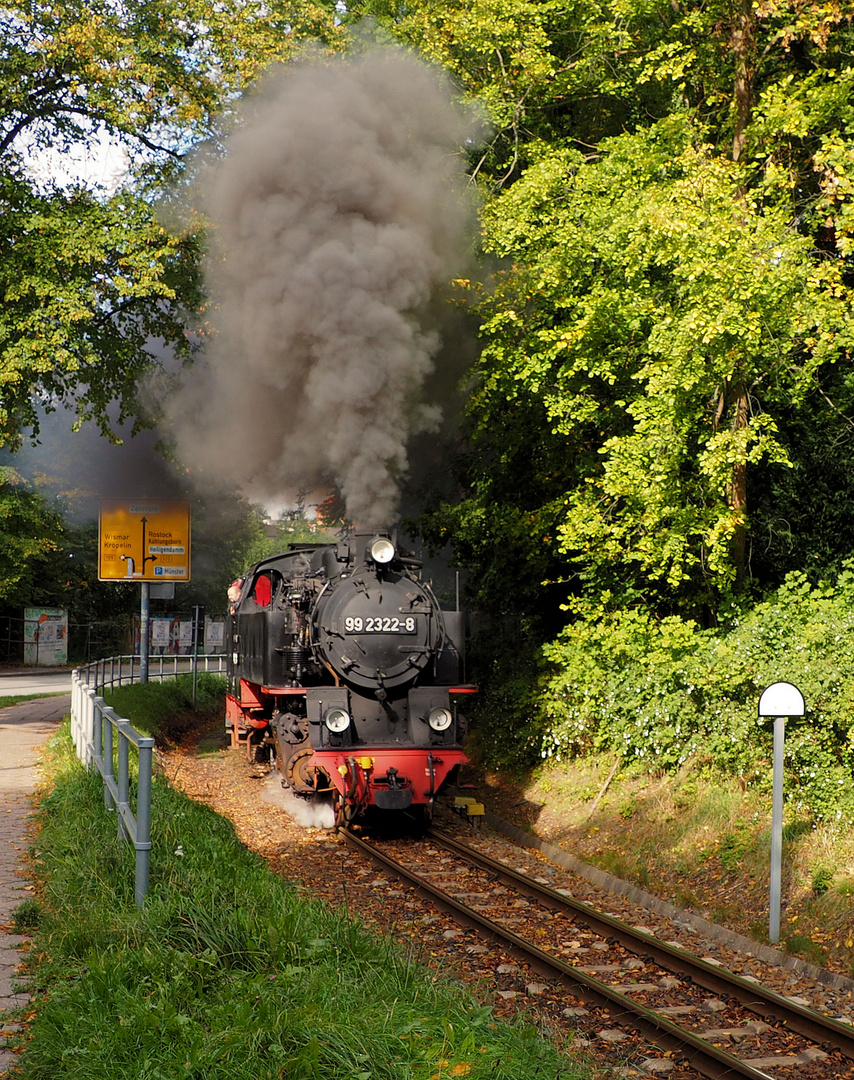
0 613 226 666
0 615 132 666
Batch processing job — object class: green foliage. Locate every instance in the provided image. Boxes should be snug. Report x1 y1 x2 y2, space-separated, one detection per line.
718 825 753 872
20 723 580 1080
11 898 42 932
383 0 854 628
2 1 338 170
783 933 829 967
749 381 854 587
464 625 548 771
346 0 678 181
811 865 834 897
490 567 854 823
0 0 340 448
262 505 340 558
0 467 64 608
0 173 203 443
468 118 852 613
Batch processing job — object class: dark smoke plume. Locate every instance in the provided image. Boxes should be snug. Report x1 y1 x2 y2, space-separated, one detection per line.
167 46 482 526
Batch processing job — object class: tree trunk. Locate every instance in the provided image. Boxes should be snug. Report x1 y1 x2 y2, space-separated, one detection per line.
728 0 754 588
729 383 749 591
715 378 749 591
731 0 755 163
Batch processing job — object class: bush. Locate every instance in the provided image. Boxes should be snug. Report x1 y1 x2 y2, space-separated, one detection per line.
480 567 854 822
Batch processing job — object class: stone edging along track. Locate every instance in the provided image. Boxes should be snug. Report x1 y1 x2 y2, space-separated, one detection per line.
485 810 854 993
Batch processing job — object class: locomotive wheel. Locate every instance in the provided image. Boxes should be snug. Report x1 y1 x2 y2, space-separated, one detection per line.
286 747 316 792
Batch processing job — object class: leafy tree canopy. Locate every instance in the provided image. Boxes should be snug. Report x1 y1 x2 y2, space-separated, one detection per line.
473 120 852 611
347 0 675 181
0 466 64 607
0 0 339 447
370 0 854 621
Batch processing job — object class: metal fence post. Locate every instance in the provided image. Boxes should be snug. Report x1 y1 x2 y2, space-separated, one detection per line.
84 690 95 767
135 739 154 907
103 716 115 811
68 652 226 904
93 696 104 772
116 719 130 843
70 674 79 754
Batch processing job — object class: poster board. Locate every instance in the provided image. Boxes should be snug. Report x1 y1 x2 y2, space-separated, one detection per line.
24 608 68 666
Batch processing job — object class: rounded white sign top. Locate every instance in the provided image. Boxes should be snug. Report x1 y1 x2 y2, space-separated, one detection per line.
758 681 805 717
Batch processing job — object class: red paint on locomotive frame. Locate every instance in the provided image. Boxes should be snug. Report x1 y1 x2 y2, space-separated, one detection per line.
310 747 469 807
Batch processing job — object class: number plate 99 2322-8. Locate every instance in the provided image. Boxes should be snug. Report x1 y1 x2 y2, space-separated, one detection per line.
344 616 417 634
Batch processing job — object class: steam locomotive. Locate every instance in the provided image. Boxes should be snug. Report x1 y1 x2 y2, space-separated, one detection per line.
225 528 474 826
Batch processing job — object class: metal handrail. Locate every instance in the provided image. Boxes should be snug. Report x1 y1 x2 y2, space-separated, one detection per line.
70 653 227 906
76 652 227 695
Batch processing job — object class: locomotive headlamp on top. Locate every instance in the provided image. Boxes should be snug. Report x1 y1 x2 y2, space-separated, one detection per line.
428 707 453 732
324 707 351 733
369 537 396 564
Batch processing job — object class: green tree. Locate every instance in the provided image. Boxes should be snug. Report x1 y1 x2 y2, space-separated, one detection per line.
481 124 851 609
347 0 674 183
749 377 854 585
1 173 203 442
0 467 65 608
0 0 339 446
384 0 854 620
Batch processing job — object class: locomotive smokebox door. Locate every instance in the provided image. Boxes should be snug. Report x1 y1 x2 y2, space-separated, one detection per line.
312 573 441 691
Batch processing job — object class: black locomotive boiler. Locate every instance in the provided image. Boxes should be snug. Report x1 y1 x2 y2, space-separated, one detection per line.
225 528 474 825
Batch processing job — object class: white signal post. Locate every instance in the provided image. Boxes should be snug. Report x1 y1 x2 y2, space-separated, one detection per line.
758 681 806 944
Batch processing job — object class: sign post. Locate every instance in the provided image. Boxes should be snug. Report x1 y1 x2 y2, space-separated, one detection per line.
758 681 805 944
140 583 150 684
192 605 205 704
99 501 191 683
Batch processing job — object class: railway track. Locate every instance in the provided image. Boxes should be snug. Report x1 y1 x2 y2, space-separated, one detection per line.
341 825 854 1080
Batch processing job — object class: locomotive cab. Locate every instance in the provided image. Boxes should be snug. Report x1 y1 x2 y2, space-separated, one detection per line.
225 529 473 823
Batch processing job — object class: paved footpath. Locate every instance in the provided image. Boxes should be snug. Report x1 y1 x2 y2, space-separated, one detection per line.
0 694 69 1074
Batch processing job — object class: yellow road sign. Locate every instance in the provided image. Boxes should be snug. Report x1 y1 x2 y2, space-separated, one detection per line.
99 500 191 582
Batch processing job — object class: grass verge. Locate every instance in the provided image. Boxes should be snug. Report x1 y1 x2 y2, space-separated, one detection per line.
102 672 227 746
0 695 67 710
14 714 588 1080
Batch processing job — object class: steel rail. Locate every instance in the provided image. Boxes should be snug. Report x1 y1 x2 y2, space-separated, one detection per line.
429 828 854 1061
342 830 776 1080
